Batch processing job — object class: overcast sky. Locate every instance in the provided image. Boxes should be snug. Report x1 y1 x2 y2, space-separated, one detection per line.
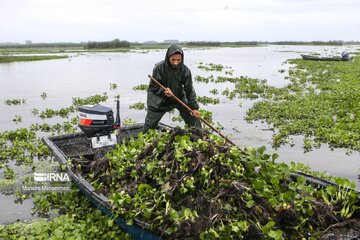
1 0 360 43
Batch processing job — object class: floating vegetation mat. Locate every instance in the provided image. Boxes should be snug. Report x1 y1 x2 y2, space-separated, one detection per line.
72 127 360 239
245 55 360 152
0 55 68 63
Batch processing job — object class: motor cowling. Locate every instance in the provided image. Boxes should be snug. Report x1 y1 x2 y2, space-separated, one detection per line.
78 105 114 138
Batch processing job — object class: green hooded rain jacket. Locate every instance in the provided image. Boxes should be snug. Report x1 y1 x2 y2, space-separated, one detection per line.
147 45 199 112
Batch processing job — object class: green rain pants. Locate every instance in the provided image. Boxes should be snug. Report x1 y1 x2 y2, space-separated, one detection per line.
143 104 201 133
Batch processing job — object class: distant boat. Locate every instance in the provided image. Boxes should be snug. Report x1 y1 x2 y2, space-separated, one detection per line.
301 54 352 61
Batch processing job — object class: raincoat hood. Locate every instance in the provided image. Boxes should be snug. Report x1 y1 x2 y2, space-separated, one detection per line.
147 44 199 111
165 44 184 68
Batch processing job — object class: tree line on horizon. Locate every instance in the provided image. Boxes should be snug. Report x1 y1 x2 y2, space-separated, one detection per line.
1 39 359 48
86 39 130 49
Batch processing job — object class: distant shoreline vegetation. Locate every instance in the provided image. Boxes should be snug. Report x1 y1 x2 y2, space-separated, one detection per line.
1 39 359 50
1 40 359 59
86 39 130 49
0 55 68 63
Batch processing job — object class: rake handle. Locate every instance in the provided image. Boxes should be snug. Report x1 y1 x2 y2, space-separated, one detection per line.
148 75 238 147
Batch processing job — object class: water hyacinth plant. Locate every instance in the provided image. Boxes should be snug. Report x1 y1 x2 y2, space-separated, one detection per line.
72 127 360 239
4 99 26 105
1 48 360 239
244 55 360 152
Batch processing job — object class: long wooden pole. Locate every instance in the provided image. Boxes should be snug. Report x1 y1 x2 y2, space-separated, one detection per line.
148 75 238 147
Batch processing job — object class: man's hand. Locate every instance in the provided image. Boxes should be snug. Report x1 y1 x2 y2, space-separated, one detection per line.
190 110 200 118
164 88 173 97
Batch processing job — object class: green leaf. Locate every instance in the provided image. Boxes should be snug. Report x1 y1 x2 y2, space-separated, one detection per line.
268 229 283 239
208 228 220 238
262 220 275 232
272 153 279 161
108 219 114 227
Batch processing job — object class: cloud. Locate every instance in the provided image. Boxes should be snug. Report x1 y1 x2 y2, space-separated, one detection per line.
1 0 359 42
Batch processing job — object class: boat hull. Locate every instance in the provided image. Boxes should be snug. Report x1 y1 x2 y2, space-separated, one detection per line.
301 54 352 61
43 123 170 240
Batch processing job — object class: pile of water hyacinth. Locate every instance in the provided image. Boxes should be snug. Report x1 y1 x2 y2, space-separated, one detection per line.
72 127 360 239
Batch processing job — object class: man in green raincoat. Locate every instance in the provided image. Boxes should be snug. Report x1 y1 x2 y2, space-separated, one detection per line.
143 44 202 133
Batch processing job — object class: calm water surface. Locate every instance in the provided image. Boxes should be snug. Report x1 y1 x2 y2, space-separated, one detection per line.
1 45 359 223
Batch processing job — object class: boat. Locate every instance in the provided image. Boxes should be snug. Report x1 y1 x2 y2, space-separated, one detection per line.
43 123 360 239
301 54 352 61
43 123 170 240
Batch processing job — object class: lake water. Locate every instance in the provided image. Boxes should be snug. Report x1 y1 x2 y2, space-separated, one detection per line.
1 45 359 224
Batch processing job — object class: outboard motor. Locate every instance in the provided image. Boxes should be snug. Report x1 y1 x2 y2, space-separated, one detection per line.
341 51 350 60
78 99 121 148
